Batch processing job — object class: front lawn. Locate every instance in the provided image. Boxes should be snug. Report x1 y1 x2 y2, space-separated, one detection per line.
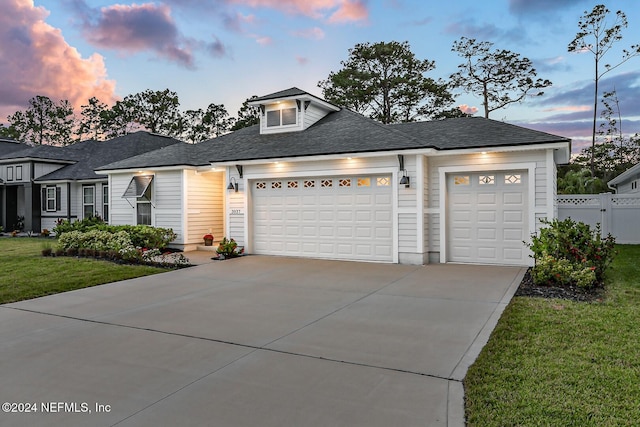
0 238 165 304
465 245 640 426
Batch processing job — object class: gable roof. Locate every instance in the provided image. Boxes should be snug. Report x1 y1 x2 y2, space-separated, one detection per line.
250 87 310 102
98 110 571 172
608 162 640 187
34 131 184 182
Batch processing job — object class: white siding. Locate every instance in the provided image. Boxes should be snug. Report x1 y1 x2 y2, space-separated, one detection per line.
109 173 136 226
303 104 329 129
185 170 224 245
34 163 65 179
226 168 245 246
154 171 184 242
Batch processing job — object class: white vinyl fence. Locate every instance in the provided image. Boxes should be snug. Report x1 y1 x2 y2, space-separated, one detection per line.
556 193 640 244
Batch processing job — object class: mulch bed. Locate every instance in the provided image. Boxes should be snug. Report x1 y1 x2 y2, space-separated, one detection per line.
515 268 606 302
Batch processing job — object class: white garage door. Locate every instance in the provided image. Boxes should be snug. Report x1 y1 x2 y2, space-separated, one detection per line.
447 171 528 265
252 175 393 262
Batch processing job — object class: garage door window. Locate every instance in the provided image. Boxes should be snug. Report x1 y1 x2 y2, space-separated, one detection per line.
454 175 470 185
505 174 522 184
479 175 495 185
339 178 351 187
305 180 315 188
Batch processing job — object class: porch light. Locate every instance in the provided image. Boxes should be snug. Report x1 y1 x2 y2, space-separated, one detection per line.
399 171 410 188
227 177 239 192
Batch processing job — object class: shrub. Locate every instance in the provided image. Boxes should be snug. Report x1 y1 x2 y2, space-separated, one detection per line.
527 218 616 288
216 237 241 258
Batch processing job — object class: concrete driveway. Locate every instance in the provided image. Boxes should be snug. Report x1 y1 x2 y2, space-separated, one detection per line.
0 256 524 427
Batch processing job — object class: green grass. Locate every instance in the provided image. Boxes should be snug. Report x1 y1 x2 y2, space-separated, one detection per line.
0 237 165 304
465 245 640 426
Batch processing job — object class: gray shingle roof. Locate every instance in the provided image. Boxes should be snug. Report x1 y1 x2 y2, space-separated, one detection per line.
98 111 570 172
34 131 183 182
0 143 82 163
0 139 28 156
250 87 311 102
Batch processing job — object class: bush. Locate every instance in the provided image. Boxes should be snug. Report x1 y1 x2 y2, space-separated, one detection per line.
527 218 616 288
53 218 176 250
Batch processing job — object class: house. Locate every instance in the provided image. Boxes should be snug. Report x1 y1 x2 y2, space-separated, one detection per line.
0 132 183 233
608 163 640 194
98 87 571 266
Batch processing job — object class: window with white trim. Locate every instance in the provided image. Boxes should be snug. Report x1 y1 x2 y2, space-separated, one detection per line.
16 165 22 181
7 166 13 181
102 185 109 221
46 187 57 212
266 107 297 127
83 186 95 218
137 184 152 225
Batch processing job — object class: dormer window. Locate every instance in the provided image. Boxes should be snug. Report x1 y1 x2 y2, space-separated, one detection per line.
266 104 297 128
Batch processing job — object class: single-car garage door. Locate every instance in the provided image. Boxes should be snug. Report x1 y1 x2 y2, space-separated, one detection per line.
447 171 528 265
252 175 393 262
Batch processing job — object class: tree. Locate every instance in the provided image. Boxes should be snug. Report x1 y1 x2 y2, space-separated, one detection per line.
568 4 640 176
78 97 108 141
203 103 231 138
0 124 20 140
7 95 75 145
572 89 640 183
230 96 260 131
100 97 141 139
131 89 181 135
318 41 456 124
450 37 552 119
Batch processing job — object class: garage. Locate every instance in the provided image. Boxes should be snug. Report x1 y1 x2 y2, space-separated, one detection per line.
447 170 528 265
251 175 394 262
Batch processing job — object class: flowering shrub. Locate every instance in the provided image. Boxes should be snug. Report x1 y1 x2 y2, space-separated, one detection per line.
216 237 243 258
527 218 616 288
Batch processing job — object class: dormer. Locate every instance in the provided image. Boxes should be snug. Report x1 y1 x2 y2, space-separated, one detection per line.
249 87 340 135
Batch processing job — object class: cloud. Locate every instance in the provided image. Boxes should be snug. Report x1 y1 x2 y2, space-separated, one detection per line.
0 0 116 120
444 19 526 43
458 104 478 115
508 0 585 16
296 56 309 65
222 11 256 33
79 3 197 68
291 27 325 40
254 35 273 45
227 0 369 23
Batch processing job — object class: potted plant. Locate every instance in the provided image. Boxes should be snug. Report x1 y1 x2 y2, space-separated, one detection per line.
203 233 214 246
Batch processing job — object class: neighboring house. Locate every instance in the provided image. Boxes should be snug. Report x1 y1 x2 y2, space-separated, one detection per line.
0 132 183 233
98 87 571 266
608 163 640 194
0 138 30 230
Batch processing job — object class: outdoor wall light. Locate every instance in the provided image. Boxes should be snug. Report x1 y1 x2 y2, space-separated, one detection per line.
227 177 239 192
399 170 410 188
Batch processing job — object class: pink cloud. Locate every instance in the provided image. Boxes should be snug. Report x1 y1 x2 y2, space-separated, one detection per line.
291 27 325 40
81 3 196 67
541 105 590 113
228 0 368 22
296 56 310 65
458 104 478 115
254 35 273 45
0 0 116 120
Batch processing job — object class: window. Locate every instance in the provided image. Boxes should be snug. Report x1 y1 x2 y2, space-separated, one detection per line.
632 180 638 190
7 166 13 181
304 180 315 188
16 166 22 181
376 177 390 187
266 107 297 127
256 182 266 190
102 185 109 221
271 181 282 189
83 186 95 218
453 175 469 186
137 184 152 225
479 175 495 185
43 186 60 212
357 178 371 187
339 178 351 187
287 181 298 188
505 174 522 184
122 175 153 225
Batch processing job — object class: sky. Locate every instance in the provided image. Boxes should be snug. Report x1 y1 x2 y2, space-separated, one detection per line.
2 0 640 152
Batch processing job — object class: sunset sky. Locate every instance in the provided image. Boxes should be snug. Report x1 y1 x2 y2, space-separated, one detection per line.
2 0 640 151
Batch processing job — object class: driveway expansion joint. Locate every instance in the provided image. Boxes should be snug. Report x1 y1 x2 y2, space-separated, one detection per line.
6 305 459 384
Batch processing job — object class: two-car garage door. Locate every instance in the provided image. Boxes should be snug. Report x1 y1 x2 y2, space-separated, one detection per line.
252 175 394 262
447 171 529 265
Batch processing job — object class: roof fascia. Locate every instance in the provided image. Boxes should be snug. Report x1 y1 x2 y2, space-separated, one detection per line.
97 165 201 174
0 158 76 165
249 94 339 112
